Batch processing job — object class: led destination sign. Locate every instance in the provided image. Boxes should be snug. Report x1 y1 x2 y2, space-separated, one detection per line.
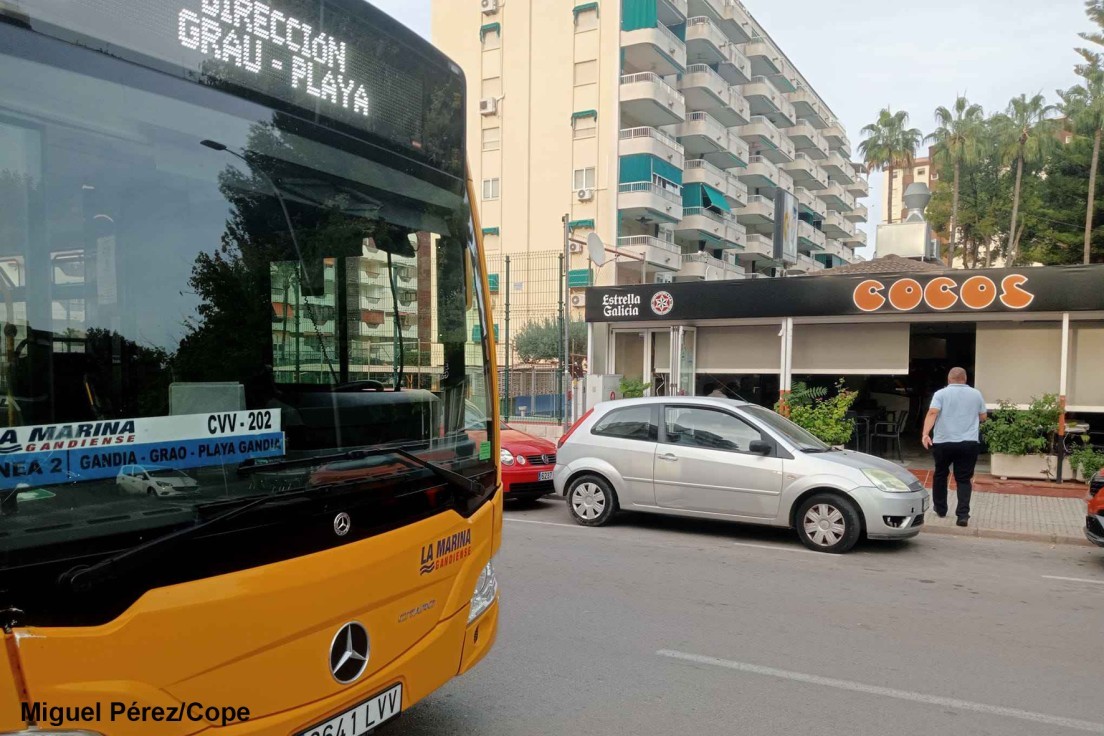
177 0 371 119
11 0 463 172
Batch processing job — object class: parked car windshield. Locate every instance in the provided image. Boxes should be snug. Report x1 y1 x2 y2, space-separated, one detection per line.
742 405 830 452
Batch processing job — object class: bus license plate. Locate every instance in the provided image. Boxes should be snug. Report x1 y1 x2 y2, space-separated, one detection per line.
297 684 401 736
539 471 554 481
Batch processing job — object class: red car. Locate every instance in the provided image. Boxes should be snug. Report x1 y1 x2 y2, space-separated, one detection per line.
1087 471 1104 547
499 425 558 502
464 404 557 502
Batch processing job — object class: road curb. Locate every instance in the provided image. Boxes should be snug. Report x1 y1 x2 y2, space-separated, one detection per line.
921 524 1092 547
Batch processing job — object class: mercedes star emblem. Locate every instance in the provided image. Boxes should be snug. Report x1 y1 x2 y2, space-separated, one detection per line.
333 512 352 537
329 622 370 684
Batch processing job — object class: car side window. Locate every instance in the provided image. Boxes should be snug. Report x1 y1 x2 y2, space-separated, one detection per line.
663 407 766 454
592 406 659 442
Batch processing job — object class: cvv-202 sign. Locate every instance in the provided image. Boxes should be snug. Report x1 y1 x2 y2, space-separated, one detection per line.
853 274 1035 313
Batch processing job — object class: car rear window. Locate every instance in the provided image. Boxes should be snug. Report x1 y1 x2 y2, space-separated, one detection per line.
591 406 658 442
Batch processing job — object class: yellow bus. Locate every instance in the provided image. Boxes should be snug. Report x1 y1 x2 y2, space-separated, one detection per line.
0 1 501 733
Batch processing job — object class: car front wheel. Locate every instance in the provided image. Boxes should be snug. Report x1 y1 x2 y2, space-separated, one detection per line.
795 493 862 554
567 475 617 527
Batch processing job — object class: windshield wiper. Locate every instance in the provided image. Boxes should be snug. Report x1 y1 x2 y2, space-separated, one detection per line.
386 251 405 391
800 447 835 454
58 492 311 594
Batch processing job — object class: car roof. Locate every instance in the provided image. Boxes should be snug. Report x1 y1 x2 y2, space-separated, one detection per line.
593 396 752 413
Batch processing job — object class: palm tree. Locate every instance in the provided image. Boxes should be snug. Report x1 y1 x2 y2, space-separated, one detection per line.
997 94 1055 265
926 96 984 266
1071 3 1104 264
859 108 923 226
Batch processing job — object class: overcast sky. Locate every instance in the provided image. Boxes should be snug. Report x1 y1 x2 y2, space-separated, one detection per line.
370 0 1089 258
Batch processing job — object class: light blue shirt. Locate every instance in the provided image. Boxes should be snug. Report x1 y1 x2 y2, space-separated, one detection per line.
931 384 987 444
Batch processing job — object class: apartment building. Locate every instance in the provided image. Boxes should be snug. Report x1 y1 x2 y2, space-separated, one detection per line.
432 0 868 328
881 150 936 225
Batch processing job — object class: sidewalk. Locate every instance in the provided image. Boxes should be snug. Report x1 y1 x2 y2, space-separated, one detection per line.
919 489 1089 546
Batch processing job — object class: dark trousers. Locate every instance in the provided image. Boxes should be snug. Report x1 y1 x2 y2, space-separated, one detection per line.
932 441 980 519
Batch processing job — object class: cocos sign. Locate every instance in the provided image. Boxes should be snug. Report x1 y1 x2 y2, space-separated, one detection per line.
853 274 1035 313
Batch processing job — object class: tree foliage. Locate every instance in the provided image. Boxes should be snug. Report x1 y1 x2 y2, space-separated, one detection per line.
514 319 587 370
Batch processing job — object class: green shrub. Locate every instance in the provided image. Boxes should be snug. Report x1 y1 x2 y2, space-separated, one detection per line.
1068 436 1104 479
620 378 648 399
981 394 1061 456
776 380 857 446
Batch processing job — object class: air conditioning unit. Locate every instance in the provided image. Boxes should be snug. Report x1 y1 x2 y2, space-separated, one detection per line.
481 0 498 14
576 188 594 202
570 294 586 307
655 273 674 284
569 242 584 254
479 97 498 116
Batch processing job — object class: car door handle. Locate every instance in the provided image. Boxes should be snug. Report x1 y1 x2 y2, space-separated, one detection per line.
657 453 679 462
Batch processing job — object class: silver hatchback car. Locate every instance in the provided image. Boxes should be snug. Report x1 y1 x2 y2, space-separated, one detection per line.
554 397 929 554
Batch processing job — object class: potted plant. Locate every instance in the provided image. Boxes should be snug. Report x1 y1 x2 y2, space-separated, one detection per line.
1067 436 1104 483
619 378 649 399
982 394 1070 480
776 380 858 448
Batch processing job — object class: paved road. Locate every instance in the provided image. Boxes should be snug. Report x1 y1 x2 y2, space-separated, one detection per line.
394 499 1104 736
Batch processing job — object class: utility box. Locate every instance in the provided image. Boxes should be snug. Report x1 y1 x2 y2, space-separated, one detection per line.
585 374 623 411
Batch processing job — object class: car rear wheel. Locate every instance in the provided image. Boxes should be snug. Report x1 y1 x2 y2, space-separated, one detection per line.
795 493 862 554
567 475 616 527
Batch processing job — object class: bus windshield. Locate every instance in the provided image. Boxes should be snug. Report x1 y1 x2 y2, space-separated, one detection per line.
0 18 494 613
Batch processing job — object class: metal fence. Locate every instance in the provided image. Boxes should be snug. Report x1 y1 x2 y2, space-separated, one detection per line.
484 250 572 422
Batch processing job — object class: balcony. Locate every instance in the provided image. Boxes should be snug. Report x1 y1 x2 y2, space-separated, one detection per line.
740 233 777 260
782 155 828 194
678 251 747 281
687 0 725 23
720 0 754 43
620 126 685 169
685 16 728 65
798 221 826 252
818 180 850 211
843 229 868 248
741 77 796 126
740 39 783 78
823 122 851 156
822 210 850 239
684 158 748 207
658 0 689 24
735 193 775 227
621 73 687 127
618 181 684 223
738 155 792 192
794 254 825 273
675 206 744 248
786 86 829 128
847 176 870 198
735 116 794 164
823 151 855 184
617 235 683 272
715 43 752 86
622 23 687 76
787 121 829 160
678 65 750 126
845 203 868 223
795 186 825 219
678 113 749 169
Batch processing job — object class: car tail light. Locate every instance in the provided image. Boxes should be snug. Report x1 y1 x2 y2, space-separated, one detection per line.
558 409 593 448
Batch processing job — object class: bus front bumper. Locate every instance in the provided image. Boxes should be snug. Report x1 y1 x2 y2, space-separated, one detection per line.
214 597 499 735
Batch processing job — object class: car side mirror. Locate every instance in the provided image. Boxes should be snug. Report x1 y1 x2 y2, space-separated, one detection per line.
749 440 773 456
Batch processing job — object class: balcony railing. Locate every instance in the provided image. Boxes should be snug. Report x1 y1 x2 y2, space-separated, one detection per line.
619 181 684 206
621 126 682 148
655 20 685 50
618 235 682 257
621 71 682 98
686 16 726 48
746 194 773 209
683 206 738 225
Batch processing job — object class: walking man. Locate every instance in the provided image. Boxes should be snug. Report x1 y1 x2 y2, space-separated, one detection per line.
921 367 987 527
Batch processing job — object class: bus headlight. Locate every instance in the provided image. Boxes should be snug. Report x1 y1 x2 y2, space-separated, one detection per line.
468 559 498 624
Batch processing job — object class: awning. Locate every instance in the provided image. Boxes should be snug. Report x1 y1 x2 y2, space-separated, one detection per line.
653 158 683 186
701 183 731 213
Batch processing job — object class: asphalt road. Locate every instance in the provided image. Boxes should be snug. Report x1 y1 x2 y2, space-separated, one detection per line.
394 499 1104 736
